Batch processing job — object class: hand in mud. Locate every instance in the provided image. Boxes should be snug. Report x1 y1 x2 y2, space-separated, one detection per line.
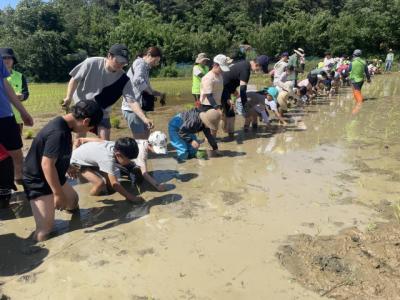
191 140 200 149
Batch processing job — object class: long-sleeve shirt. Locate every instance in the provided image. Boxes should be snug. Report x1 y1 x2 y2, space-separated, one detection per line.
178 109 218 150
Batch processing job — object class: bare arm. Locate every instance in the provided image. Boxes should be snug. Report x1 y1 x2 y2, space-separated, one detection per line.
4 79 33 126
128 102 154 129
62 77 78 107
41 156 65 208
107 173 143 202
140 164 166 192
74 137 104 149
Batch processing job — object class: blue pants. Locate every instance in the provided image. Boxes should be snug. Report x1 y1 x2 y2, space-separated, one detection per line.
168 114 198 160
385 60 392 72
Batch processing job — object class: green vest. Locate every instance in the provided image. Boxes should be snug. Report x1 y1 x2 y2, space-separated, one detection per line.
349 57 366 83
7 70 23 123
192 64 209 95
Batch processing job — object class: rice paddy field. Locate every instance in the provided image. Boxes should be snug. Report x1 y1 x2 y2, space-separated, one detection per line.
24 75 271 117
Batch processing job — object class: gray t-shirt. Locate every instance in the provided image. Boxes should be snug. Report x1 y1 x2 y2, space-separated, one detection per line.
121 57 152 111
70 57 136 117
70 141 120 177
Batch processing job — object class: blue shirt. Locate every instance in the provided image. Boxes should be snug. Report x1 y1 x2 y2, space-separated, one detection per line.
0 59 12 118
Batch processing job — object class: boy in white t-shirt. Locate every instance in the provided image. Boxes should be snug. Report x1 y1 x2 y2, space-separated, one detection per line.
134 131 168 192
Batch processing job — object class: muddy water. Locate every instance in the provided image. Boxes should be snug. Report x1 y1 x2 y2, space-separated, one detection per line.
1 74 400 299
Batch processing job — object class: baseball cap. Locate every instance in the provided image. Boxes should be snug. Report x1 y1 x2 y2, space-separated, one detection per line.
256 55 269 73
353 49 362 57
0 48 17 64
195 53 210 64
281 52 289 57
109 44 130 64
213 54 231 72
148 131 168 154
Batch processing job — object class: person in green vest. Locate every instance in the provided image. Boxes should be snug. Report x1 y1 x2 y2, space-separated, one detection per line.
349 49 371 114
0 48 29 185
192 53 210 107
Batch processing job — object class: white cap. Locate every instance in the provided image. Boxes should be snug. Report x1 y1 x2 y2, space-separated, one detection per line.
148 131 167 154
213 54 231 72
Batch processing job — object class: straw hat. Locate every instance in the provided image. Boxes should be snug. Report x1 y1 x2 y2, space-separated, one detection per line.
294 48 305 57
199 109 221 131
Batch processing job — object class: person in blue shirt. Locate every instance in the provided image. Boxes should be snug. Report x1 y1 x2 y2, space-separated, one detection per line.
0 57 33 185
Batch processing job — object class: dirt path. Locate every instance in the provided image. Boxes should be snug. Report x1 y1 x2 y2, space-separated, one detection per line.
1 74 400 299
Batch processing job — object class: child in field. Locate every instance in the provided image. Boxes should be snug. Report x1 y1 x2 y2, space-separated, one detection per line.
23 100 103 242
168 108 220 161
70 137 145 202
134 131 168 192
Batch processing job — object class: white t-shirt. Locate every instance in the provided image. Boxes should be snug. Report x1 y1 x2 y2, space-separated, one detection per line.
71 141 120 177
133 140 149 168
199 70 223 106
265 99 278 112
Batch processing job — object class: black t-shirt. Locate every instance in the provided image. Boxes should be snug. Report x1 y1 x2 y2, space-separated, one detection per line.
222 60 251 93
23 117 72 196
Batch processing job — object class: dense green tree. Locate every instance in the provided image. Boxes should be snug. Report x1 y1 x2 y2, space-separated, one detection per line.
0 0 399 81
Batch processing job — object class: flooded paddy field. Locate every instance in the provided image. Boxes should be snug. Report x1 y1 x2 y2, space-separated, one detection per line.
1 74 400 299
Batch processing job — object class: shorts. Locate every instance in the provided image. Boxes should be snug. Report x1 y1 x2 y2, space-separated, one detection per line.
0 116 23 151
98 117 111 129
23 176 67 200
221 88 236 118
0 156 17 191
122 110 148 135
351 81 364 91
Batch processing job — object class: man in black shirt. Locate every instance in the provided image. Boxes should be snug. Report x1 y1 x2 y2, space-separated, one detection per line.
221 55 269 137
23 100 103 242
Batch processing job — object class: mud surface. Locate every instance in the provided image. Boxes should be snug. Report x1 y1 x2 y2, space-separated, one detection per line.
1 74 400 299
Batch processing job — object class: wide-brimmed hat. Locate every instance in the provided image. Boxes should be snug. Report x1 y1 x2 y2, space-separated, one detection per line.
0 48 17 64
148 131 167 154
199 109 221 131
195 53 210 64
294 48 305 57
213 54 231 72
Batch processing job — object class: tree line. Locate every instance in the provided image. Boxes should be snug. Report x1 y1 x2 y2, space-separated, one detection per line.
0 0 398 82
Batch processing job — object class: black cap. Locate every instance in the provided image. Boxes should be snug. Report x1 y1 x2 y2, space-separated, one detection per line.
108 44 129 64
0 48 17 64
256 55 269 73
